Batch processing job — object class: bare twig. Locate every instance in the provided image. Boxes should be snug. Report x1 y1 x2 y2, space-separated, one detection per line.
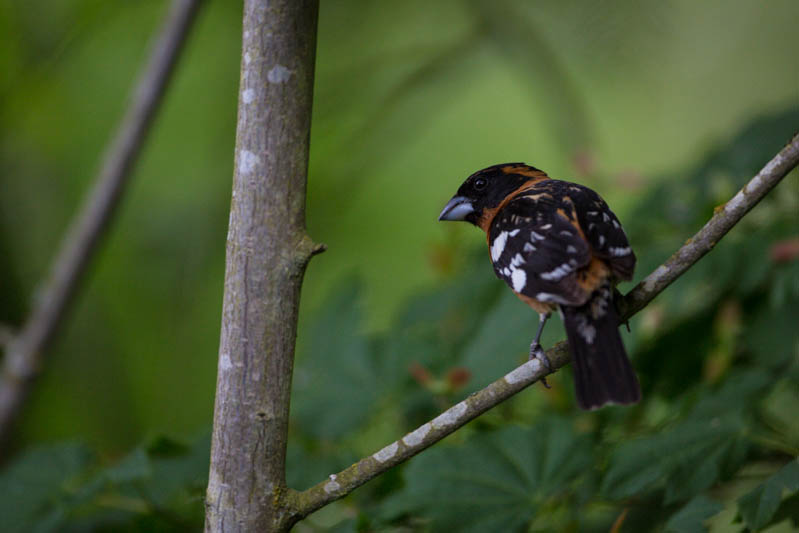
0 0 204 449
0 324 13 349
619 133 799 319
288 132 799 520
610 508 631 533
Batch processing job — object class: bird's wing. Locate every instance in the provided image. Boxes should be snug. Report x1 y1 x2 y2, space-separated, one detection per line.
568 183 636 281
487 190 594 306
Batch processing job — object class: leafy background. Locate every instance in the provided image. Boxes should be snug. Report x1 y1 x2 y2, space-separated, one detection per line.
1 0 798 531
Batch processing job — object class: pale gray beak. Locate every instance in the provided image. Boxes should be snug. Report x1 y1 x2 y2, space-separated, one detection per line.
438 196 474 221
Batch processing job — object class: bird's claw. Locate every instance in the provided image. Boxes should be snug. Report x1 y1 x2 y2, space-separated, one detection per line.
529 342 552 389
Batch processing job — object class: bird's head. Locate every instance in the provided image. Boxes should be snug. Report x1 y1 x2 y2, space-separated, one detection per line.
438 163 549 230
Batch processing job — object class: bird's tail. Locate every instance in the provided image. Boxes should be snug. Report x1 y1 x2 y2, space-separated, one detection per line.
561 283 641 410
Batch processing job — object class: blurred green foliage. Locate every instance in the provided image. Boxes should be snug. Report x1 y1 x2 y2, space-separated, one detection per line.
2 112 796 531
1 0 798 531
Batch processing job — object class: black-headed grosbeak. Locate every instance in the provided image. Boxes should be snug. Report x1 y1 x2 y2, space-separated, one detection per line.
439 163 641 410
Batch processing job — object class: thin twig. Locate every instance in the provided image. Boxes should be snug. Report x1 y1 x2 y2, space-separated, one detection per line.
0 324 14 349
610 508 630 533
288 133 799 520
0 0 204 450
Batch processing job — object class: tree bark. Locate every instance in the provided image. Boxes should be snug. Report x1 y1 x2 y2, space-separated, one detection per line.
205 1 321 531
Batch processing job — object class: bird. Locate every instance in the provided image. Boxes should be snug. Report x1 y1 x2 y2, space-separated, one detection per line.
438 163 641 410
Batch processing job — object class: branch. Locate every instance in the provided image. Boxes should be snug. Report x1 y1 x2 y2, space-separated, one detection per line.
0 324 13 349
204 1 321 532
288 132 799 521
619 134 799 319
0 0 203 449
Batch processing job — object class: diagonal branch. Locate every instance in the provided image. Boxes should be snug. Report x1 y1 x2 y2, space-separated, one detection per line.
0 324 13 349
287 132 799 520
0 0 204 450
617 134 799 319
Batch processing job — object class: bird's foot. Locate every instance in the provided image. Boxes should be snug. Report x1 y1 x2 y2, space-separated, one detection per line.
529 342 552 389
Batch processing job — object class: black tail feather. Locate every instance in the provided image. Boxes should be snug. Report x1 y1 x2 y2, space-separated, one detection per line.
561 286 641 410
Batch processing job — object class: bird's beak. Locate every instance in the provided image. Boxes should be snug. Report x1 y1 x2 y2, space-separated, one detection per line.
438 196 475 221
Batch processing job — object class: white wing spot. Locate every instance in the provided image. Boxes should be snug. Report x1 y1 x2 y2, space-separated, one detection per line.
587 211 599 216
511 268 526 291
598 235 606 247
531 231 546 241
491 231 508 261
579 321 596 343
536 292 571 305
567 245 577 254
508 229 520 236
523 242 536 253
602 212 611 222
612 220 620 229
541 223 552 230
540 263 573 281
511 253 525 267
609 246 631 256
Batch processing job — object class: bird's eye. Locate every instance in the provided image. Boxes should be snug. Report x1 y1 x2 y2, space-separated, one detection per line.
474 178 487 191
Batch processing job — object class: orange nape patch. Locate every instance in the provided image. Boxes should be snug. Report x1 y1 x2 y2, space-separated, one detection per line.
500 164 550 180
515 292 557 314
576 256 611 294
476 178 550 234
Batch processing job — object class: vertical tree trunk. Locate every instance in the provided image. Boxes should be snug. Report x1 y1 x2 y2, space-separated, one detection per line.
205 1 320 531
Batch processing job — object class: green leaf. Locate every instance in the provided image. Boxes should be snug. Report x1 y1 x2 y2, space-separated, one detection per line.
103 448 151 484
386 261 501 381
292 279 379 439
664 444 728 504
69 433 209 530
745 287 799 369
761 376 799 450
766 492 799 530
738 460 799 531
689 369 771 418
285 438 358 492
460 291 566 393
601 415 746 501
0 442 93 533
382 418 591 531
665 495 723 533
145 434 191 457
138 433 210 508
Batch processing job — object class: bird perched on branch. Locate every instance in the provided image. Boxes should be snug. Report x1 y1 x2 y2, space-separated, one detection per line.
438 163 641 410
